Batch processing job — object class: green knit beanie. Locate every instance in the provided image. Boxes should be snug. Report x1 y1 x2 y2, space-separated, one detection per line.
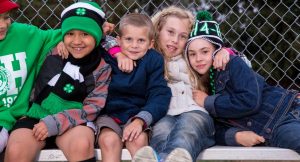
185 11 223 58
61 1 105 46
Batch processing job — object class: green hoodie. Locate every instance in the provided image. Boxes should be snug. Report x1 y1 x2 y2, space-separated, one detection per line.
0 22 61 130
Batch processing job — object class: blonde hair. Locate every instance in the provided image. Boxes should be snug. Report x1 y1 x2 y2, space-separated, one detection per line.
119 13 154 40
151 6 207 92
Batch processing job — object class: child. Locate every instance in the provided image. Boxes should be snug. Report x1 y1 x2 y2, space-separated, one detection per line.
5 2 111 162
185 11 300 153
0 0 62 153
95 13 171 162
131 6 223 162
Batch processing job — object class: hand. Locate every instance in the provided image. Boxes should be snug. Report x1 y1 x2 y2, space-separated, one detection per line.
56 41 69 59
213 48 230 71
235 131 265 147
122 118 144 142
32 121 49 141
102 22 115 35
115 52 136 73
192 89 208 107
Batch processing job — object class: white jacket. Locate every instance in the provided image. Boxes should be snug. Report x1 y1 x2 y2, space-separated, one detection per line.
166 55 207 116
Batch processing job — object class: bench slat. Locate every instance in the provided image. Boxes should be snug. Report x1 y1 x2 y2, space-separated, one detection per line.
35 146 300 161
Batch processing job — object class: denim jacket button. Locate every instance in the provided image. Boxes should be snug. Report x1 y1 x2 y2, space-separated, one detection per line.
247 121 252 127
266 128 272 133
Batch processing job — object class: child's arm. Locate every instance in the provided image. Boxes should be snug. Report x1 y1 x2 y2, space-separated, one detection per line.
215 123 265 147
213 48 231 70
41 62 111 137
204 56 263 118
213 48 252 70
133 51 171 127
235 130 265 147
122 118 144 142
32 121 48 141
102 35 136 73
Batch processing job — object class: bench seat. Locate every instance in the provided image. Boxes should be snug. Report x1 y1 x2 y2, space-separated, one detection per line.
34 146 300 161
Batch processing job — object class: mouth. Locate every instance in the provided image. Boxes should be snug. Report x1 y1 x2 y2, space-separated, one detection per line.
128 51 140 55
0 30 7 35
196 64 206 69
166 45 177 52
72 47 84 51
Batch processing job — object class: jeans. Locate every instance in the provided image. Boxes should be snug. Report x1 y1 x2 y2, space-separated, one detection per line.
150 110 215 162
270 97 300 153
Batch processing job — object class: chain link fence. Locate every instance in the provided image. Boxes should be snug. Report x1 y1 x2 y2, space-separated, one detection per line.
11 0 299 90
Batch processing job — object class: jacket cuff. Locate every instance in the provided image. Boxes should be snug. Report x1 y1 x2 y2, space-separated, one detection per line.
42 116 58 137
135 111 153 127
224 48 235 55
225 127 244 146
204 94 220 117
108 46 121 57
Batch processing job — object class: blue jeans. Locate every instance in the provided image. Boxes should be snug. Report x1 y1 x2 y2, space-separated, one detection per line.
150 110 215 162
270 97 300 153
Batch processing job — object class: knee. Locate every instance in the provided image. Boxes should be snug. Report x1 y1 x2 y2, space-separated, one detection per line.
69 138 94 154
5 141 25 160
128 134 148 149
98 133 120 150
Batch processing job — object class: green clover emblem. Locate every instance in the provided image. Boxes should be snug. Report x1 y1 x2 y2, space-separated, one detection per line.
63 84 74 93
76 8 86 16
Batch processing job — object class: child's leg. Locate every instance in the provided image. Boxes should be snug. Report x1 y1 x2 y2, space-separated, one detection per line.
270 99 300 153
150 115 175 154
5 128 45 162
125 132 148 157
160 111 215 161
56 125 95 162
98 128 123 162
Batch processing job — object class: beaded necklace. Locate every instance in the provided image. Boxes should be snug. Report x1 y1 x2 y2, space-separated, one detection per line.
209 67 215 95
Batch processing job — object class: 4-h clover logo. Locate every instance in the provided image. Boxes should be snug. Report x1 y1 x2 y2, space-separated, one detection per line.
63 83 74 93
76 8 86 16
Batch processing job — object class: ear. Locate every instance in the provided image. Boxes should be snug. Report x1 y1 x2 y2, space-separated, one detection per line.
116 35 121 45
149 39 154 49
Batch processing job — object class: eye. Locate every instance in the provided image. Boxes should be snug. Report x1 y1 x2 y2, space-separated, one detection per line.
124 37 132 41
168 30 175 36
82 32 89 36
180 34 188 40
188 52 196 57
4 15 10 20
65 32 74 36
138 39 145 43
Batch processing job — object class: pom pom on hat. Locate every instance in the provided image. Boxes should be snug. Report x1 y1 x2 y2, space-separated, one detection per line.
61 1 105 46
186 11 224 58
196 10 213 21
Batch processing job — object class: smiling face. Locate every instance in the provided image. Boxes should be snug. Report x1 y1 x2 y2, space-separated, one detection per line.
187 38 215 75
63 30 96 59
158 16 190 58
117 24 153 60
0 12 12 40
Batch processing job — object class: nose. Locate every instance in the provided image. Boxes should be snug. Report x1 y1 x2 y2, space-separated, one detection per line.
131 40 139 48
195 54 202 61
171 35 179 44
72 35 82 44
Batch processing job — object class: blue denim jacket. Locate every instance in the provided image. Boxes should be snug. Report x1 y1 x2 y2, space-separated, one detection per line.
204 55 299 145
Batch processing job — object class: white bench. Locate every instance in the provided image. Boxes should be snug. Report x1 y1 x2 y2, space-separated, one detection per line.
34 146 300 161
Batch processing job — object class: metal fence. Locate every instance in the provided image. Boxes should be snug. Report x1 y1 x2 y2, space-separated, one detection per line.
12 0 299 90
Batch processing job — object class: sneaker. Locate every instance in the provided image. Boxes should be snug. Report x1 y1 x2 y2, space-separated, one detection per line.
165 148 192 162
132 146 160 162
